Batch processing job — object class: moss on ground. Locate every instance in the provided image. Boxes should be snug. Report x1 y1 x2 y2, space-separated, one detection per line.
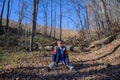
0 51 26 69
34 34 52 44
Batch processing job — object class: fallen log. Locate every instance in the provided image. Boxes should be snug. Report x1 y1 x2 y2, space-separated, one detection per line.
44 46 54 51
38 45 80 52
89 34 116 49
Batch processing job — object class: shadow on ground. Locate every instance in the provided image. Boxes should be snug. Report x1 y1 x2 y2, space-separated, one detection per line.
0 62 120 80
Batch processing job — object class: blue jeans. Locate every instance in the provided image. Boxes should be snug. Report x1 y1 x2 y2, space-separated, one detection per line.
48 54 73 70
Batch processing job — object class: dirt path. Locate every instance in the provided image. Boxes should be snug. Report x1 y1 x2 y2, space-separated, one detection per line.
0 39 120 80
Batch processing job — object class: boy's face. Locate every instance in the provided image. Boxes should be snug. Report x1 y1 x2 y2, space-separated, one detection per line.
57 41 63 48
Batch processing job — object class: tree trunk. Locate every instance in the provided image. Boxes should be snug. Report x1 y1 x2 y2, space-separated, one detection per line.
99 0 110 31
6 0 10 32
60 0 62 40
53 0 56 39
50 0 53 38
25 28 28 48
91 0 101 39
43 1 48 36
84 0 90 39
44 6 48 36
17 0 28 35
30 0 38 51
18 0 22 35
0 0 6 26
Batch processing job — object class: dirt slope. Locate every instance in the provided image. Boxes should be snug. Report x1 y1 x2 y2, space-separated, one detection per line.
0 39 120 80
2 19 78 40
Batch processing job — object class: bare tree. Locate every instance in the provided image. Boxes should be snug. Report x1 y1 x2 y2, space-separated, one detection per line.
53 0 56 39
69 0 85 30
59 0 62 40
99 0 110 31
6 0 10 32
106 0 120 26
50 0 53 38
83 0 91 39
0 0 6 26
88 0 102 39
18 0 27 35
30 0 39 51
42 0 49 36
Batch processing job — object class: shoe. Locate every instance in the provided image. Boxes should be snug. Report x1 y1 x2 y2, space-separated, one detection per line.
46 67 51 72
71 68 76 71
69 67 74 70
66 65 74 70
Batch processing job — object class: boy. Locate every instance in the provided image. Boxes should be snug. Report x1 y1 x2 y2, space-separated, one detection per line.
47 40 73 71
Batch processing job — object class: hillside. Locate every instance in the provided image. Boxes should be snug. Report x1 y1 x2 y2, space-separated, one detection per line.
0 39 120 80
2 19 78 40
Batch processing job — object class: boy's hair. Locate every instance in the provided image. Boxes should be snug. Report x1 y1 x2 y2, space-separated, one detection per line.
57 40 63 44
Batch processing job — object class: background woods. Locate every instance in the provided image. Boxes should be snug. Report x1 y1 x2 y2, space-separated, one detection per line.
0 0 120 46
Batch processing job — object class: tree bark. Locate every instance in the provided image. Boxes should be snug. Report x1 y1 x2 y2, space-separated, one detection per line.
50 0 53 38
60 0 62 40
0 0 6 26
30 0 38 51
99 0 110 31
53 0 56 39
83 0 90 39
43 1 48 36
6 0 10 32
18 0 26 35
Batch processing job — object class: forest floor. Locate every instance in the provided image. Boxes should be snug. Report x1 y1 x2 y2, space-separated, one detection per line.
0 39 120 80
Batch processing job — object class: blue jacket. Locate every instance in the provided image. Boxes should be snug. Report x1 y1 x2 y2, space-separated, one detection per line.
52 46 70 65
